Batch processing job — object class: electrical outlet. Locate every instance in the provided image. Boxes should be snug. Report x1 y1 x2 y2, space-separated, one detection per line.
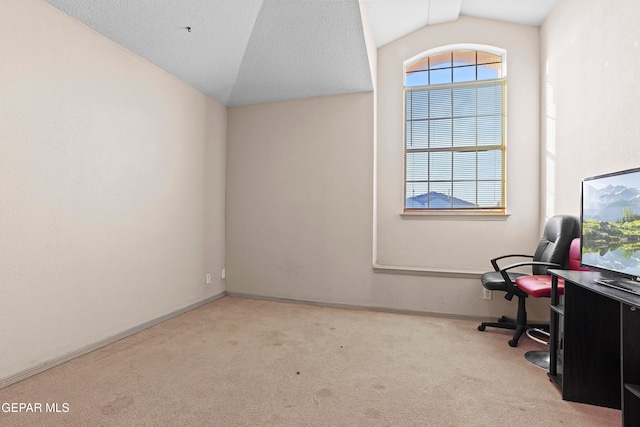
483 288 492 300
205 273 211 284
221 268 226 279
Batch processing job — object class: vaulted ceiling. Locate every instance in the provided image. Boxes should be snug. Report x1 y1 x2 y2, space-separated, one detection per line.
45 0 556 106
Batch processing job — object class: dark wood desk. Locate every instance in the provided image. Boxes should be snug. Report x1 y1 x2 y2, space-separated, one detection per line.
549 270 640 426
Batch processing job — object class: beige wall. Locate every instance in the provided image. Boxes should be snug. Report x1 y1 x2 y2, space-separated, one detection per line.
0 0 226 380
226 93 375 304
376 16 543 273
541 0 640 218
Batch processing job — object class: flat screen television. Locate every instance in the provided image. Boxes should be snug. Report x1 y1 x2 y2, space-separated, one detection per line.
580 167 640 292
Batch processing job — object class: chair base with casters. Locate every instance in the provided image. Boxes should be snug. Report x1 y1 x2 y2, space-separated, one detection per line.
477 293 549 347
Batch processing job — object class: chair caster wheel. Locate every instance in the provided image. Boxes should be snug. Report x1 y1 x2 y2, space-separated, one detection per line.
508 339 518 347
478 325 486 331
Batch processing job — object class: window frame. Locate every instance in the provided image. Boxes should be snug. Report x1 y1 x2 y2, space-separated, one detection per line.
403 44 507 215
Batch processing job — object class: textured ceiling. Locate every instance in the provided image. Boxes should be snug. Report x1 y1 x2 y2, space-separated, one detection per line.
363 0 556 47
44 0 556 107
228 0 373 106
362 0 463 48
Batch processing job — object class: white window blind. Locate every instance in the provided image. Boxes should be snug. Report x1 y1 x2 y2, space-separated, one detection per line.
404 49 506 213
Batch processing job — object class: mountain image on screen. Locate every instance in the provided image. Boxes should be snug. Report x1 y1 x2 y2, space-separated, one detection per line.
582 181 640 276
582 184 640 222
406 192 477 209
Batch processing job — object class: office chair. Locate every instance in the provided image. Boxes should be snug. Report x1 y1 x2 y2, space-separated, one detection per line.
477 215 579 347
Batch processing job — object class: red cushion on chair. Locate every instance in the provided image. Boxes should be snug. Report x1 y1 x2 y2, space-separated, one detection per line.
516 275 565 298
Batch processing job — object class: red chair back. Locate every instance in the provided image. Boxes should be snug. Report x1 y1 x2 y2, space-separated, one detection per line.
568 238 591 272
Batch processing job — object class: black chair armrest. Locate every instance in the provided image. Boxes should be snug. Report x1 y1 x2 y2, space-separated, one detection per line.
490 254 533 271
500 261 562 272
498 261 562 284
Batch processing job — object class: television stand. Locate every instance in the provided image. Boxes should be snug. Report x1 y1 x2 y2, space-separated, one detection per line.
549 270 640 425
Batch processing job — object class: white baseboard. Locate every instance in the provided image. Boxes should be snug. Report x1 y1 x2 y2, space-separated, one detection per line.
0 292 226 390
225 291 487 322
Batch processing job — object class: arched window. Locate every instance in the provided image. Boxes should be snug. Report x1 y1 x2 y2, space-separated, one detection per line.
404 46 506 213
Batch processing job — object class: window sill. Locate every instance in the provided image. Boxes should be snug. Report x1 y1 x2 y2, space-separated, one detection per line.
400 212 510 220
372 263 483 278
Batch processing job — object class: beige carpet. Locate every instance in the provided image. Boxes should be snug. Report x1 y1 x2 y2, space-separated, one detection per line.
0 297 620 426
